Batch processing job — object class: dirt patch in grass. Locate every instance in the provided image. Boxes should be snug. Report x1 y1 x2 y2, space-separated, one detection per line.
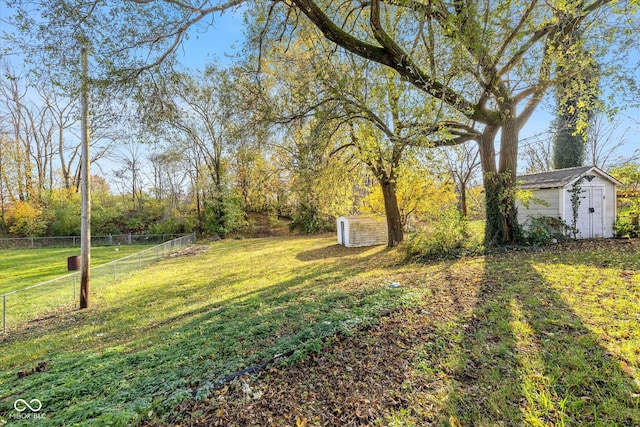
244 213 294 238
168 245 211 258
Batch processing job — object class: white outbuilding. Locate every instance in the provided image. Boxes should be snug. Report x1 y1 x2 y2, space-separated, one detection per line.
336 216 388 247
516 165 622 239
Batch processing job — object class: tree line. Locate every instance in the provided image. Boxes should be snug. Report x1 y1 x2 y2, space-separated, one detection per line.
0 57 479 240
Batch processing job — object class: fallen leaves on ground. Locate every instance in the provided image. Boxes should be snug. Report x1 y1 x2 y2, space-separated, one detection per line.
148 239 640 426
159 262 483 426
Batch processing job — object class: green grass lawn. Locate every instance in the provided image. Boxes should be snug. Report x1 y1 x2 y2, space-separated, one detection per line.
0 245 152 295
0 235 638 426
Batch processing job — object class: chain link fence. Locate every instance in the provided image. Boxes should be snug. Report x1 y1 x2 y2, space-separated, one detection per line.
0 233 186 249
1 233 196 334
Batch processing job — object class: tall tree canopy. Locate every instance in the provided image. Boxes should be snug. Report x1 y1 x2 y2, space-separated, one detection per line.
251 23 476 246
552 39 600 169
277 0 636 246
5 0 638 246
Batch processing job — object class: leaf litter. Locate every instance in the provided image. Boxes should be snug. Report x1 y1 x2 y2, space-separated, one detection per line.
145 239 640 426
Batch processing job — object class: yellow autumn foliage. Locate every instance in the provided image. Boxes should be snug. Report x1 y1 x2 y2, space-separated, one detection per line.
362 162 457 227
5 200 49 237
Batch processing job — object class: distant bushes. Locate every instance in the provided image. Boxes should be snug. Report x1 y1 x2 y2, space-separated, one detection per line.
289 201 333 234
1 189 200 238
5 201 50 237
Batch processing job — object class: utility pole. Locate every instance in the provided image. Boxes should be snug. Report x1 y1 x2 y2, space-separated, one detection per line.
80 46 91 309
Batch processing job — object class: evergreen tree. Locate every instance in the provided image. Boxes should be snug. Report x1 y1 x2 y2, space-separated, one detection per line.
552 30 600 170
552 107 586 169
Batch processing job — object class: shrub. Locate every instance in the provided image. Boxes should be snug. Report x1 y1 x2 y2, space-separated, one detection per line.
403 209 480 261
522 216 570 245
148 213 198 235
290 201 332 234
203 190 247 237
6 201 49 237
91 204 124 235
614 218 639 238
615 198 640 238
49 203 81 236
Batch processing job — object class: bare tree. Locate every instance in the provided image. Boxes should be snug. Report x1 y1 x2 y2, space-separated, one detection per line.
587 113 632 169
444 143 481 217
519 131 555 174
38 84 79 190
148 149 189 209
111 141 147 208
0 64 35 200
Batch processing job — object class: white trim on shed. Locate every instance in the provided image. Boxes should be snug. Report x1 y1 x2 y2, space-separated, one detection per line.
336 216 388 247
516 166 621 239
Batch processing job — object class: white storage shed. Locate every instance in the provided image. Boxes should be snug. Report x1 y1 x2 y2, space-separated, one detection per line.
516 166 621 239
336 216 388 247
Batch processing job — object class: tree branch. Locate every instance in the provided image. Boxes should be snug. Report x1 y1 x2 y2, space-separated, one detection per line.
290 0 487 123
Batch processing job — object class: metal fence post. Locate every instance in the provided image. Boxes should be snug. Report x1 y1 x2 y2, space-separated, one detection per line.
3 295 6 334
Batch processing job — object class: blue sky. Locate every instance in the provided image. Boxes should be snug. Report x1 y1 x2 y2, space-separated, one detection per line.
176 9 246 68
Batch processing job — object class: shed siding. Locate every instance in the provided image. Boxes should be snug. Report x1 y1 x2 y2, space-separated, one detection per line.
516 188 562 225
337 216 387 247
349 219 387 247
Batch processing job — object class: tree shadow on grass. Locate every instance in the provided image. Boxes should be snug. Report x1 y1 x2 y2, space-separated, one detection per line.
444 253 640 426
1 240 390 352
1 239 403 424
295 243 385 262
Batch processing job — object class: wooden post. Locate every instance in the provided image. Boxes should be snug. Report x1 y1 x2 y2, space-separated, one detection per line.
80 46 91 309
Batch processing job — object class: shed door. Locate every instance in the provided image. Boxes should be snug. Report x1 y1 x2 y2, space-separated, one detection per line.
575 187 604 238
340 221 346 246
591 187 604 238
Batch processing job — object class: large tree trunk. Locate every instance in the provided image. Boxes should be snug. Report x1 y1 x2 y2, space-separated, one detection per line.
483 172 521 247
482 113 523 248
380 178 403 248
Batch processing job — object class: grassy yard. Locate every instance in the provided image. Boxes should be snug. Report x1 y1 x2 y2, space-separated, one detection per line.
0 245 153 295
0 235 638 426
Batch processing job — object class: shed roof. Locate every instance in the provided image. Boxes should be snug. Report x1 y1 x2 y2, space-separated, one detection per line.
516 166 622 190
337 215 386 221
